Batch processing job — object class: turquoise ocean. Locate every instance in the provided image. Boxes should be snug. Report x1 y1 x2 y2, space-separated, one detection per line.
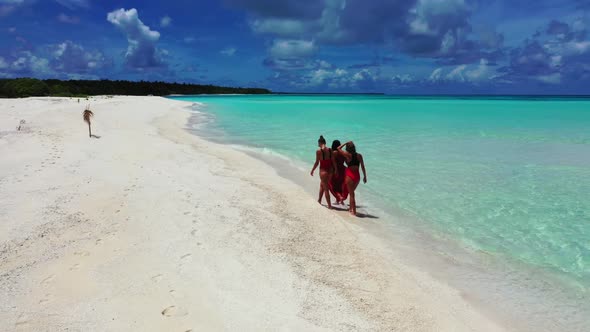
170 94 590 329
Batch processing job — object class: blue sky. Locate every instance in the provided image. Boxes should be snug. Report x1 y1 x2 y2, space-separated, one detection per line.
1 0 589 94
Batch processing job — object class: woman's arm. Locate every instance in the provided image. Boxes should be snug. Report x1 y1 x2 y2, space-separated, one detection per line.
337 141 352 150
337 141 352 159
359 154 367 183
310 150 320 176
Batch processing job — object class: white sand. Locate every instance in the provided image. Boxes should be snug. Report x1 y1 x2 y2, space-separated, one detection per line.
0 96 507 331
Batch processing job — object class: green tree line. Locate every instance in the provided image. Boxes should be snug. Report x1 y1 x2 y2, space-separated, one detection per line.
0 78 271 98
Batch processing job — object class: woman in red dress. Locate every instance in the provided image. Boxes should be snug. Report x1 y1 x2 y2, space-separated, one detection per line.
310 135 333 209
338 141 367 216
329 140 347 205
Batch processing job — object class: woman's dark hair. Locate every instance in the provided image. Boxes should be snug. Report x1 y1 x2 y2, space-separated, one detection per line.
346 142 356 155
318 135 326 145
331 140 341 151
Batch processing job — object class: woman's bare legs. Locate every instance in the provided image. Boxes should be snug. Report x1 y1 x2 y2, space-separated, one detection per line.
320 170 332 209
317 184 324 204
345 177 359 216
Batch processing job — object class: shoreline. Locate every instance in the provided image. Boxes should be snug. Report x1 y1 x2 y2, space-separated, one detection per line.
166 99 511 331
180 98 590 332
0 95 537 331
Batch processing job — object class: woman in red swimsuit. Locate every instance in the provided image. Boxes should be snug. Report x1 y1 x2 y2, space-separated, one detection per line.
310 135 333 209
338 141 367 216
329 140 347 205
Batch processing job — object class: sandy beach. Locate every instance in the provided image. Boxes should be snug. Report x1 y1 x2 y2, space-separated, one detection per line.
0 96 507 331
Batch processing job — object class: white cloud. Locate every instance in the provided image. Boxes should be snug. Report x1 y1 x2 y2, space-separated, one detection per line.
0 42 112 78
567 41 590 55
408 15 433 35
429 67 443 81
317 60 332 69
304 67 383 89
408 0 467 37
446 64 467 82
545 38 590 58
160 15 172 28
428 59 495 84
51 40 111 73
351 68 380 89
8 51 50 75
220 47 236 56
440 31 456 54
352 69 377 82
310 69 332 86
270 39 317 59
392 74 413 83
465 59 491 82
308 68 349 87
315 0 349 43
107 8 163 68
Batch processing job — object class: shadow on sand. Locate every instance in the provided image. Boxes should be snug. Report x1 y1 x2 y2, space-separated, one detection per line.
91 135 101 139
323 205 380 219
330 206 349 212
355 212 379 219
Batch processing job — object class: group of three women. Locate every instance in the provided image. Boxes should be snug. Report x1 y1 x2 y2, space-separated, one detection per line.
310 135 367 216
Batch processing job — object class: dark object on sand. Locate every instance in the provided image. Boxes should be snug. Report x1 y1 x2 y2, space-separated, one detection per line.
17 120 26 131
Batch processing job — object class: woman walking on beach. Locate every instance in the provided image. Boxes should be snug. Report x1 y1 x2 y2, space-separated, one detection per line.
310 135 333 209
329 140 347 205
338 141 367 216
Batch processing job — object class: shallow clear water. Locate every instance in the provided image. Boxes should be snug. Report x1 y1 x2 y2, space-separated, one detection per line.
170 95 590 291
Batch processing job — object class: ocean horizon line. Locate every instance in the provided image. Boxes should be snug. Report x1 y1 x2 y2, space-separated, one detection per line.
170 93 590 99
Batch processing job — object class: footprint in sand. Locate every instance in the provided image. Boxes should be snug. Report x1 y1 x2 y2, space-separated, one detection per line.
151 274 163 282
190 229 197 236
161 306 188 317
179 254 192 267
39 294 51 305
15 314 30 327
41 275 55 285
69 263 80 271
74 251 90 257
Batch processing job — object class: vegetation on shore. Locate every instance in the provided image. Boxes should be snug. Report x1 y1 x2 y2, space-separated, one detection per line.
0 78 271 98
